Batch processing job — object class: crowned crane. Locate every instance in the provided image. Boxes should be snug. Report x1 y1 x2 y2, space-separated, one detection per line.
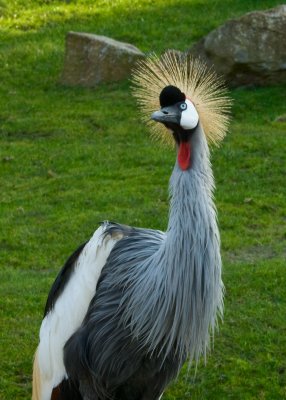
32 51 231 400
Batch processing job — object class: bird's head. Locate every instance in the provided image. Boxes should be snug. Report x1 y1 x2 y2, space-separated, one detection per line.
151 85 199 170
132 51 231 171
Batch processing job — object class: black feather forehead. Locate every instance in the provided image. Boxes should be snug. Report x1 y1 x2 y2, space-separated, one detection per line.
159 85 186 107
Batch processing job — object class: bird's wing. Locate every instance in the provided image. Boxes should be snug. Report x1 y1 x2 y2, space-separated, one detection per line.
63 225 167 399
33 222 124 400
43 241 87 317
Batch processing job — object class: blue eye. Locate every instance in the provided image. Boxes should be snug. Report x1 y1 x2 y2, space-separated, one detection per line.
180 103 187 111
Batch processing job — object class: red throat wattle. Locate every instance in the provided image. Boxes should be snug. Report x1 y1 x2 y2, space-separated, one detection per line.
178 142 191 170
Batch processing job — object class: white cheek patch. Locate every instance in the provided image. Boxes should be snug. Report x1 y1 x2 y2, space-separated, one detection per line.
180 99 199 130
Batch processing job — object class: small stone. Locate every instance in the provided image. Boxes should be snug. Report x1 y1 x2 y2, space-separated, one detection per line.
47 169 57 178
274 115 286 123
2 156 14 162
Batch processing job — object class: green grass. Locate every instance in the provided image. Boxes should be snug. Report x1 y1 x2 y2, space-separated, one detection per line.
0 0 286 399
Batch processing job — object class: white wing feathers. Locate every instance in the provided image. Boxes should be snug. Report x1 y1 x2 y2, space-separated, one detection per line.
32 224 122 400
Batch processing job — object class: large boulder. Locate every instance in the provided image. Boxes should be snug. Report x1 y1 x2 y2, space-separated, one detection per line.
189 5 286 87
60 32 145 87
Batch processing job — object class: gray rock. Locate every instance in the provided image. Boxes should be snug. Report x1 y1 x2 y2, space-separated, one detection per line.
189 5 286 87
274 115 286 123
60 32 145 87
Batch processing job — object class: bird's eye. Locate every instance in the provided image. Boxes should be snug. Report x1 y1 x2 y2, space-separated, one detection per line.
179 103 187 111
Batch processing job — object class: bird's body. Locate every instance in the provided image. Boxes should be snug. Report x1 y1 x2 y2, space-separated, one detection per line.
33 52 230 400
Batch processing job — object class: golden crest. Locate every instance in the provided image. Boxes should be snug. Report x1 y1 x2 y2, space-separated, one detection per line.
132 51 232 146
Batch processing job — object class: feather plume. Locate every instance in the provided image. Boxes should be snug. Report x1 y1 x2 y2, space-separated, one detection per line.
132 50 232 146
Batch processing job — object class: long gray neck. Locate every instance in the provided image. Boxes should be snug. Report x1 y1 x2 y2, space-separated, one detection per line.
123 124 224 367
154 123 223 363
167 123 215 236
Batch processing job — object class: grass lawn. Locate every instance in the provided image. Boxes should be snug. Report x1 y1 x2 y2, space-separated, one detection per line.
0 0 286 399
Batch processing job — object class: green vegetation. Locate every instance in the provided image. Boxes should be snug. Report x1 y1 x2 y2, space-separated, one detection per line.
0 0 285 399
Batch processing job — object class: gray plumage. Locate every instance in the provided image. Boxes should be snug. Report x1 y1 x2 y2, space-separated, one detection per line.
64 123 224 399
120 124 223 364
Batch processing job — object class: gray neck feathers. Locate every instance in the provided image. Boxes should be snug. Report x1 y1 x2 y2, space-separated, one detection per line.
123 124 224 366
